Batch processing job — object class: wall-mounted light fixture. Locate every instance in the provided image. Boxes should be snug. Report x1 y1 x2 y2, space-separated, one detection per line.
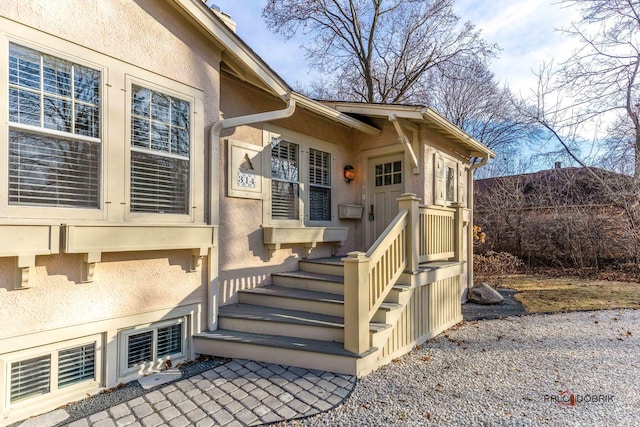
343 165 355 183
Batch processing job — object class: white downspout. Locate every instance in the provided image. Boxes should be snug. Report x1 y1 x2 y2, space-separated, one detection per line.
205 98 296 331
465 155 491 300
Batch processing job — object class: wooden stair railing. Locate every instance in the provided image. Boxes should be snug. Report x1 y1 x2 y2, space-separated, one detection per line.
343 194 466 355
343 194 421 354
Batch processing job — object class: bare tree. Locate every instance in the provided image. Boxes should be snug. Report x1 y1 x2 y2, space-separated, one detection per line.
424 59 536 171
556 0 640 178
263 0 495 104
475 167 640 271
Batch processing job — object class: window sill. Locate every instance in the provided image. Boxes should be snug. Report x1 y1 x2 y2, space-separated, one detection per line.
0 223 60 289
64 224 218 282
262 226 347 257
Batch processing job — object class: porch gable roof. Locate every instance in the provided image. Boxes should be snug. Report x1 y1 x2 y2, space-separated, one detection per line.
327 102 496 159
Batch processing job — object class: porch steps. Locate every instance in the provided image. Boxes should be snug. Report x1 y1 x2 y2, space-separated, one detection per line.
298 258 345 276
238 285 345 316
194 257 399 375
193 330 378 375
218 303 391 342
272 270 345 295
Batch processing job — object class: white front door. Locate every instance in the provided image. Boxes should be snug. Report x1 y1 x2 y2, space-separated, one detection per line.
367 154 404 247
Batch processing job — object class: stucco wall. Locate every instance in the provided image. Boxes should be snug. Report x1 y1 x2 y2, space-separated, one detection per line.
0 251 205 339
0 1 222 339
218 76 363 304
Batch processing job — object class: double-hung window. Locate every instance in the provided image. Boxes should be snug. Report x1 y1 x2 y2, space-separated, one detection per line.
271 140 299 220
8 42 101 208
308 148 331 221
130 85 190 214
268 134 334 224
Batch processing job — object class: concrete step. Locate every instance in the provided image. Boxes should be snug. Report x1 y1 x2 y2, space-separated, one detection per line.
272 270 345 295
299 258 344 276
238 286 345 317
194 329 378 376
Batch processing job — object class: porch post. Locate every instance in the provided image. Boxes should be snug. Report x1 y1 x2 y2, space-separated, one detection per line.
342 251 370 354
452 203 464 262
397 193 420 273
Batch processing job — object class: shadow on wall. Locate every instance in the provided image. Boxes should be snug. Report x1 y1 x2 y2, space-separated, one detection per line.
247 228 270 262
0 249 204 291
220 255 311 305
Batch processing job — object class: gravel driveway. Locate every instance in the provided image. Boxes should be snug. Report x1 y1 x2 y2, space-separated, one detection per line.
289 309 640 426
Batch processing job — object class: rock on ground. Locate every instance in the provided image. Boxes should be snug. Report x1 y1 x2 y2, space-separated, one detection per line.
468 282 504 304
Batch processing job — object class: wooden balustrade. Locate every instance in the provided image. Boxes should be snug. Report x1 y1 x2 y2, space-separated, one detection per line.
343 209 408 354
419 205 456 262
343 193 465 355
365 211 407 314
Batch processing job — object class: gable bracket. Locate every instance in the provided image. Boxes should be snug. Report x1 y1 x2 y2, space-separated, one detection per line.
389 114 419 174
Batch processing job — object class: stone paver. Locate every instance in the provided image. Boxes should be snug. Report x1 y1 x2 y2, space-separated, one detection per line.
18 360 356 427
17 409 70 427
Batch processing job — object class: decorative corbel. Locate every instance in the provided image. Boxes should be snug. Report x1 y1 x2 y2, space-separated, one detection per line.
332 242 344 256
15 255 36 290
190 247 208 272
266 243 280 258
303 242 317 258
82 252 101 283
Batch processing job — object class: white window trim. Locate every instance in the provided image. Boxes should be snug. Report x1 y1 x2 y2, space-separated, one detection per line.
0 35 107 221
434 151 461 207
0 334 102 417
444 159 458 205
0 21 206 224
118 317 188 381
262 126 336 227
124 75 202 223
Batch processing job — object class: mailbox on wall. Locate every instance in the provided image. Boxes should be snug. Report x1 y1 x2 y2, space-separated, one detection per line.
227 139 263 199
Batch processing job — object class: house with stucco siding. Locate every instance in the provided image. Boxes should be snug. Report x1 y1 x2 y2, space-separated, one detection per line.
0 1 493 424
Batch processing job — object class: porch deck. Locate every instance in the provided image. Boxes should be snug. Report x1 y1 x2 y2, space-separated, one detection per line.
195 195 467 376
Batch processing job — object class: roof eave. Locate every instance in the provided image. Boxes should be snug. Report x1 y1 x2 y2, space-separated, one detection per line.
293 94 382 136
170 0 290 100
334 103 495 159
421 108 496 159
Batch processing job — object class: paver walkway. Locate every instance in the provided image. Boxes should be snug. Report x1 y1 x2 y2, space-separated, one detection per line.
19 360 355 427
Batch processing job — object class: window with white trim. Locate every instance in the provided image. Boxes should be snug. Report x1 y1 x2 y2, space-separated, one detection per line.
445 164 456 202
266 133 335 225
130 85 190 214
8 42 101 208
271 140 299 220
121 319 186 375
2 337 100 410
308 148 331 221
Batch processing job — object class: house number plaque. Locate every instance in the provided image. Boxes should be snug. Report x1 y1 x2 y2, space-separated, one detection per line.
228 139 263 199
237 171 256 188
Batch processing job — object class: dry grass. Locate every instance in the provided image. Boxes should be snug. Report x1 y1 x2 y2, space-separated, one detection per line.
500 275 640 313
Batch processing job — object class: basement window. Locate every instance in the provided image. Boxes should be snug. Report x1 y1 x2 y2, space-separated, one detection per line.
2 336 101 410
121 319 186 376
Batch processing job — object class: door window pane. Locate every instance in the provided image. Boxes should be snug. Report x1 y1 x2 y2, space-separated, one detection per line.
375 161 402 187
